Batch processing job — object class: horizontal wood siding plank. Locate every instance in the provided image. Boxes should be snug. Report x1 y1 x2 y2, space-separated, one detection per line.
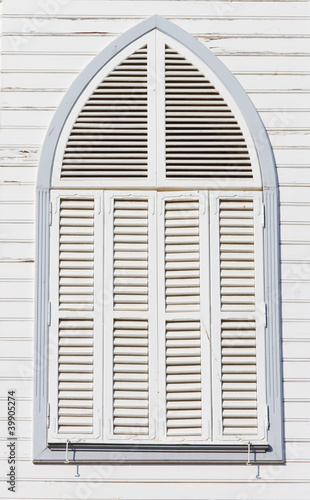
280 224 310 241
0 109 56 127
0 320 34 337
3 17 310 36
0 302 34 318
249 93 310 110
0 263 34 279
283 341 310 359
0 282 34 299
0 223 35 239
2 36 113 53
282 283 310 301
3 1 309 17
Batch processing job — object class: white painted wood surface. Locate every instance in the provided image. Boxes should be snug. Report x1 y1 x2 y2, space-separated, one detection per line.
1 0 310 497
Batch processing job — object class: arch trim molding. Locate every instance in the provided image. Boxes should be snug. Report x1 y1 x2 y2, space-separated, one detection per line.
37 15 277 190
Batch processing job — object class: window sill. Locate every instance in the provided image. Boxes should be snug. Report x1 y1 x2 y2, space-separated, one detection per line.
33 442 283 464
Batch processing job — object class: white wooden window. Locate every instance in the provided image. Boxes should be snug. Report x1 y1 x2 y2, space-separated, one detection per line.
43 25 274 454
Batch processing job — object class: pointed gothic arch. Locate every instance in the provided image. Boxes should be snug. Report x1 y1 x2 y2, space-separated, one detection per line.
34 16 283 463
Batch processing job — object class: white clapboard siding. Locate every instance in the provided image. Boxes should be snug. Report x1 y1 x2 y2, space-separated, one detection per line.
61 46 148 179
158 194 210 441
49 192 103 440
164 45 252 180
210 193 266 441
104 193 157 441
2 0 310 494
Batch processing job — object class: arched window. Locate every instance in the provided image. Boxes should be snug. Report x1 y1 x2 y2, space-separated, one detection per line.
34 16 283 463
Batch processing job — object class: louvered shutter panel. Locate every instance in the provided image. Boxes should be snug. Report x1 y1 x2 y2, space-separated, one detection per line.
49 192 103 441
164 45 253 180
103 193 157 441
210 192 266 441
158 194 211 441
61 45 149 180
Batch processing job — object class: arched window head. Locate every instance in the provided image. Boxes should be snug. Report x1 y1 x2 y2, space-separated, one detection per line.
34 16 283 464
51 30 262 189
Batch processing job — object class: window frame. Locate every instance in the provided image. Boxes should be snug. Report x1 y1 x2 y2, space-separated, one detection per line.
34 15 283 463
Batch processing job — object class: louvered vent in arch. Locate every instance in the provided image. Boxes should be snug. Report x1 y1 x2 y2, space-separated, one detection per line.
219 199 258 436
61 46 148 179
57 198 95 434
165 45 253 180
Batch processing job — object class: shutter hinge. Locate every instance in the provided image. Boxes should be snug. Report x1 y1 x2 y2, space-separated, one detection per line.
47 403 50 428
48 302 51 326
95 196 101 214
149 194 155 215
200 192 207 215
262 204 265 227
266 405 270 431
49 202 53 225
212 196 218 215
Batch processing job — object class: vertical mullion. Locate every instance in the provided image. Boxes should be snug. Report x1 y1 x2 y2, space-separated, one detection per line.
199 191 212 441
156 192 168 442
209 193 224 441
147 31 157 186
148 192 158 440
92 193 104 440
155 31 166 187
103 192 115 441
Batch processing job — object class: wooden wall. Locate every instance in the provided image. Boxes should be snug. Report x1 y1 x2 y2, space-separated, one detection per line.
0 1 310 498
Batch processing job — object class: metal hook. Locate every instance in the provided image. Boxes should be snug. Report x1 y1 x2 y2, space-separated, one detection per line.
246 441 251 465
75 464 80 477
65 439 70 464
